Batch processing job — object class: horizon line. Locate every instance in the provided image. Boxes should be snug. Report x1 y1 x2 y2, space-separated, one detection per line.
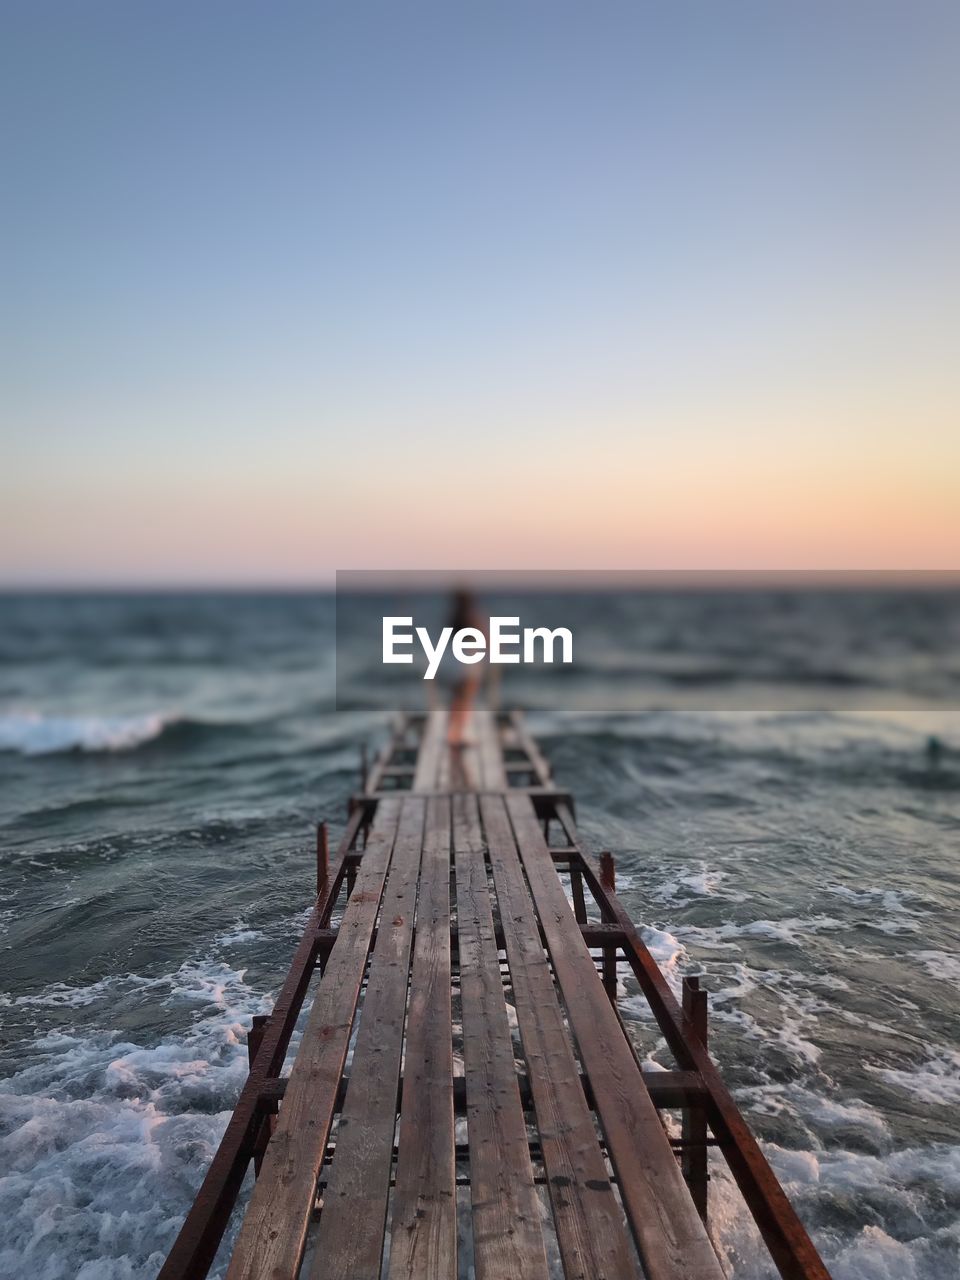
2 568 959 595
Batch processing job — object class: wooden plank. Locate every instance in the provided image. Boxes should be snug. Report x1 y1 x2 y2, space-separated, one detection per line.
310 797 426 1280
388 797 457 1279
473 706 508 789
480 794 641 1280
452 708 481 790
225 799 404 1280
453 794 550 1280
413 708 448 791
505 793 724 1280
437 714 454 792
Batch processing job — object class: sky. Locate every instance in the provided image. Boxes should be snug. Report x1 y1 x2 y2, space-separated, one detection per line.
2 1 958 584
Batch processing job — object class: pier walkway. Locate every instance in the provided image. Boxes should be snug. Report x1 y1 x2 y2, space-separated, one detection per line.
160 709 830 1280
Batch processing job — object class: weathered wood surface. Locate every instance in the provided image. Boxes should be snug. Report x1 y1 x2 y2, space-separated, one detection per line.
506 792 724 1280
225 798 403 1280
310 798 425 1280
413 708 447 791
481 792 642 1280
453 793 550 1280
387 797 457 1279
473 706 508 789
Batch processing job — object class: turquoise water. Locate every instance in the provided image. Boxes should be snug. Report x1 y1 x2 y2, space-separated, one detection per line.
1 591 958 1278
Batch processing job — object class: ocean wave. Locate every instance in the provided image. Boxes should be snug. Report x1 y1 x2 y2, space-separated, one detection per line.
868 1047 960 1108
710 1141 960 1280
0 958 273 1280
915 951 960 985
0 707 380 759
827 884 923 914
640 924 686 972
0 711 177 756
677 915 844 949
653 864 749 906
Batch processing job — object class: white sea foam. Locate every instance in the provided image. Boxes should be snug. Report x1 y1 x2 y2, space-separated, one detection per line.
823 883 928 938
869 1047 960 1107
654 863 747 905
798 1090 888 1134
640 925 685 970
0 710 173 755
678 916 843 949
872 919 922 935
827 884 923 915
214 923 265 947
739 1082 889 1135
0 958 272 1279
735 916 843 945
11 976 134 1008
915 950 960 985
670 956 834 1067
832 1227 921 1280
709 1140 960 1280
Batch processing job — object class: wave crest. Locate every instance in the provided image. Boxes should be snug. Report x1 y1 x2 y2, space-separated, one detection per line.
0 711 175 756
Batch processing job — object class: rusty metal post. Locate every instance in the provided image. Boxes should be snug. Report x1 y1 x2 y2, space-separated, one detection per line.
682 975 709 1222
599 852 617 1003
247 1014 273 1178
247 1013 268 1070
570 863 588 924
316 821 329 901
346 847 358 895
345 832 358 895
599 850 616 892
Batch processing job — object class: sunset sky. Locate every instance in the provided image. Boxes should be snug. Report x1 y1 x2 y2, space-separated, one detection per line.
3 2 958 583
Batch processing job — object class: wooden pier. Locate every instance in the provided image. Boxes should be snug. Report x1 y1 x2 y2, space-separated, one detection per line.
160 708 831 1280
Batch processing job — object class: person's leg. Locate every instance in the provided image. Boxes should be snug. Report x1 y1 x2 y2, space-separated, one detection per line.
448 672 480 745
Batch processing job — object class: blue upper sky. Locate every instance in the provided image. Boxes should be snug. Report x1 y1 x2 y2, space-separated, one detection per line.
3 2 958 581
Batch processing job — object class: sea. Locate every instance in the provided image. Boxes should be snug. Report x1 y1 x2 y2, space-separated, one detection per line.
0 589 958 1279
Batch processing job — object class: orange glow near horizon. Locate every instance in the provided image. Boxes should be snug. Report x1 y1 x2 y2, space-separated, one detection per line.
4 412 958 584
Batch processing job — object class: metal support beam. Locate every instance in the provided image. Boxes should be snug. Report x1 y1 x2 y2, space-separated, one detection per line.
257 1067 708 1115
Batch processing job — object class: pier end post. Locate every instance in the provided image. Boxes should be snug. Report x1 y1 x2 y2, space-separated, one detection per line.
682 975 710 1223
316 821 329 900
599 852 618 1003
599 850 616 892
246 1013 273 1178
